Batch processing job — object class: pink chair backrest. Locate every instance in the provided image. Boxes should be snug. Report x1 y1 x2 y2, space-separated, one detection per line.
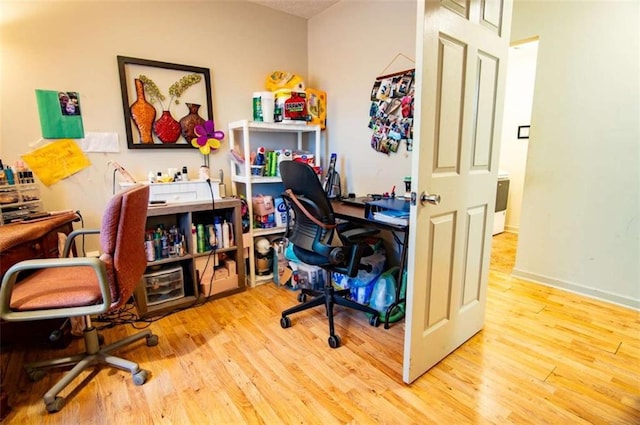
99 185 149 309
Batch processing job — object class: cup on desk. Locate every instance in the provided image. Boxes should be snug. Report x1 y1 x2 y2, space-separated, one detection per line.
403 177 411 198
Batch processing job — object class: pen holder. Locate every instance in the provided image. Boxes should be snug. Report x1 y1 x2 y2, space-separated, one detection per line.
403 177 411 197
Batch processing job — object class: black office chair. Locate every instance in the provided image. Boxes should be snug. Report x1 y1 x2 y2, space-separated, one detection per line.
279 160 381 348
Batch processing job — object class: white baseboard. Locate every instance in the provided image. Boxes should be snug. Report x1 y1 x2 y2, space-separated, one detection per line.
504 224 519 234
511 268 640 310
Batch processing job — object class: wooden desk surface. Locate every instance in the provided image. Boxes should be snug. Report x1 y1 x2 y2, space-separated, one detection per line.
0 212 79 252
331 200 409 231
331 199 368 220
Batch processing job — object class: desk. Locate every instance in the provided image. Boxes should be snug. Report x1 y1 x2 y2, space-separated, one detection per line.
0 212 80 276
0 212 80 344
331 200 409 329
0 211 79 419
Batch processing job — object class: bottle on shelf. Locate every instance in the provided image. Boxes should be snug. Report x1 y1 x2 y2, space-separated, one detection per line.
145 231 155 262
197 224 206 253
222 220 230 248
191 224 198 255
214 216 223 249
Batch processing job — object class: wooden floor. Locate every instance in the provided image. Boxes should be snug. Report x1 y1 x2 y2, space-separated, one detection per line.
1 232 639 424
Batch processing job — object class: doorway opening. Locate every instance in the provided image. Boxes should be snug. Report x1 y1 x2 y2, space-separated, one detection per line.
492 37 539 274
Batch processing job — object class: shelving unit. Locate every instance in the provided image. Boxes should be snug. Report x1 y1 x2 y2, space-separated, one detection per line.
0 183 43 225
134 198 246 317
228 119 321 287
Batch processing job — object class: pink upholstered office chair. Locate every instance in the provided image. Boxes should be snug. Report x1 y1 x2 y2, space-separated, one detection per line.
0 184 157 413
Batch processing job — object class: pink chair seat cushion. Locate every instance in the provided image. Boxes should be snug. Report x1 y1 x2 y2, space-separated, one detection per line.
9 266 104 311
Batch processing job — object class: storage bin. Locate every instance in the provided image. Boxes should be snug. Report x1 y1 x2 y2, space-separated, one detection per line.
141 266 184 306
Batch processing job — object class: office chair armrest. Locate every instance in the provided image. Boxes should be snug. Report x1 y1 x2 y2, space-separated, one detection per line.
0 257 112 322
62 228 100 257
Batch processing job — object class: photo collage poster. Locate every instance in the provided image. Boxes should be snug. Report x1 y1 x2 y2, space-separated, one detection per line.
368 69 414 155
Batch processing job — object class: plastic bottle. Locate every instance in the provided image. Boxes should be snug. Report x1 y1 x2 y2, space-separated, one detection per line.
154 229 162 260
182 166 189 181
369 272 397 313
197 224 205 253
206 224 215 250
222 220 230 248
161 232 169 258
179 235 186 256
255 147 266 165
145 232 155 262
191 224 198 254
227 221 234 247
214 217 223 249
5 167 14 185
148 171 156 183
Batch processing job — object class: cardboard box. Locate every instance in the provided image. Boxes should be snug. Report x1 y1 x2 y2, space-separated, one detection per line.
225 259 236 275
199 274 238 297
214 267 230 279
252 195 275 215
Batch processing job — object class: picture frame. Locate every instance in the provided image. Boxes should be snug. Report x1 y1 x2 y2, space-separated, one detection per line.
517 125 530 139
117 56 213 149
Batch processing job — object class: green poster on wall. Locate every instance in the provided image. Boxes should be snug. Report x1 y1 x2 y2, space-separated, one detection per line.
35 89 85 139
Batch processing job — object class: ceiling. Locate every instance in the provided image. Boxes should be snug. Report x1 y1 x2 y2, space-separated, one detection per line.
248 0 339 19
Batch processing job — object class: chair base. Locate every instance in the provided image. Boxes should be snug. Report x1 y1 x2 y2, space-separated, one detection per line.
281 282 381 348
25 325 158 413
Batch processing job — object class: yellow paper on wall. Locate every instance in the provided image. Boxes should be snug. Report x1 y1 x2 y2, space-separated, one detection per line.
21 139 91 186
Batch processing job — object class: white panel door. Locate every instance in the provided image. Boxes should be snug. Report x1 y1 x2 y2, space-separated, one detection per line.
403 0 512 383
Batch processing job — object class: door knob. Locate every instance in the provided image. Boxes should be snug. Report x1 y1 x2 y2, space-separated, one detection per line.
420 191 441 206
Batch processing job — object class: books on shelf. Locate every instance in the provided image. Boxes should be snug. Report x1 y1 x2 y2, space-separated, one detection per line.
372 209 409 226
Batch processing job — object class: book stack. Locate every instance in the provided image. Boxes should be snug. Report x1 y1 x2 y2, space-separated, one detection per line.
372 209 409 226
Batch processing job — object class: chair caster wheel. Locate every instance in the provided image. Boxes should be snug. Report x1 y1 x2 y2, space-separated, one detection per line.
45 396 64 413
133 369 149 386
280 316 292 328
146 334 159 346
328 335 341 348
26 368 46 382
369 314 381 327
297 293 307 302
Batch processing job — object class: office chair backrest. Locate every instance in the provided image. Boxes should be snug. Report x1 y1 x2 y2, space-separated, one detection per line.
100 184 149 309
279 160 339 263
280 160 333 219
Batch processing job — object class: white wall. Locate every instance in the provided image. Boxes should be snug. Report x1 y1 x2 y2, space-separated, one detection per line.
499 41 538 233
308 0 415 197
0 1 308 247
511 1 639 308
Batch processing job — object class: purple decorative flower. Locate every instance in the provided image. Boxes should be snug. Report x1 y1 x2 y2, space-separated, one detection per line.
192 120 225 155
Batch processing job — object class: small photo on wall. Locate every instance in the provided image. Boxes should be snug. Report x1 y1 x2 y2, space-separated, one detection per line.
59 92 81 116
35 89 84 139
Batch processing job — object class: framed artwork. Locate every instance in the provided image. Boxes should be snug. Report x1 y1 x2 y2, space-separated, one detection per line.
117 56 213 149
517 125 530 139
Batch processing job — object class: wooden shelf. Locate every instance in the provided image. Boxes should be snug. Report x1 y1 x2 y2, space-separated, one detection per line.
134 199 246 317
